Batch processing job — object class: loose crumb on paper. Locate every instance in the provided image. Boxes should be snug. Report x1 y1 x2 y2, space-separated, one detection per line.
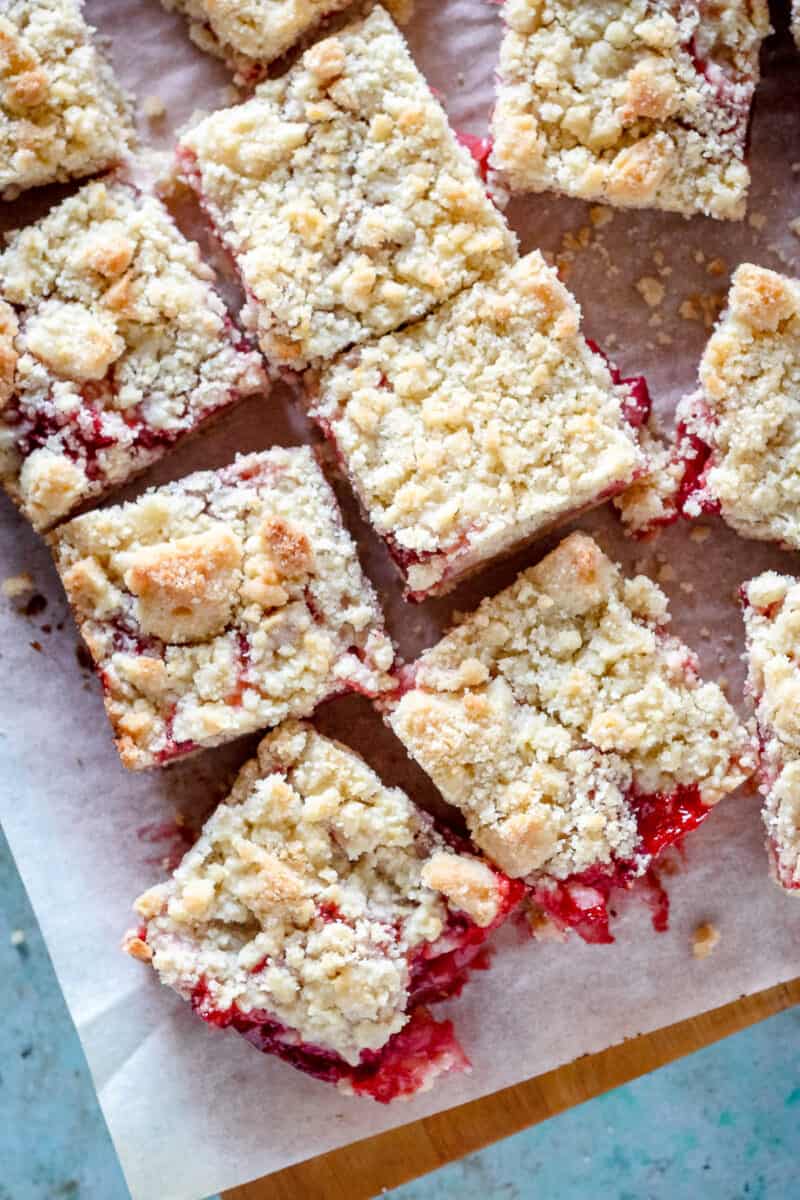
2 572 33 598
636 276 665 308
10 929 26 947
142 95 166 121
692 922 720 959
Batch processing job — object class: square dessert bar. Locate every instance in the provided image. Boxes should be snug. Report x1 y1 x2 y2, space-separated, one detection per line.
0 179 267 532
49 448 396 769
490 0 769 220
177 4 516 370
0 0 132 199
125 721 523 1101
162 0 353 83
742 573 800 893
618 264 800 541
308 252 649 600
387 532 753 942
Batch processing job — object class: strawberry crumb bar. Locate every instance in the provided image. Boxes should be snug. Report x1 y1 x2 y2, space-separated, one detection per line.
308 252 649 600
161 0 354 83
490 0 769 220
49 448 395 769
0 0 132 199
619 264 800 541
125 721 523 1100
742 573 800 893
177 5 515 370
387 532 753 942
0 180 266 532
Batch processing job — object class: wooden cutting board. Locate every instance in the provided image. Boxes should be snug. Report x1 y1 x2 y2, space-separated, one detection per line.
224 977 800 1200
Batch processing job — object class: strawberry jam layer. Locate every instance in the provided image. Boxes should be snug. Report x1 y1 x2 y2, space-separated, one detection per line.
586 340 651 429
455 131 492 182
186 868 522 1100
529 783 712 943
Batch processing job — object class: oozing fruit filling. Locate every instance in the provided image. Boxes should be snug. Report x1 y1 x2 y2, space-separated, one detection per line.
528 783 712 943
127 722 524 1099
179 872 523 1101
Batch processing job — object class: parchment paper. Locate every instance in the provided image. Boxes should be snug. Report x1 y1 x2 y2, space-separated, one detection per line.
2 3 800 1198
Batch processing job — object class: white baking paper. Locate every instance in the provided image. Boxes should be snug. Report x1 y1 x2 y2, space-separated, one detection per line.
2 3 800 1198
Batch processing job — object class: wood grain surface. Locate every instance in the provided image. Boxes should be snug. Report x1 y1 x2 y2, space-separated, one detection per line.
225 978 800 1200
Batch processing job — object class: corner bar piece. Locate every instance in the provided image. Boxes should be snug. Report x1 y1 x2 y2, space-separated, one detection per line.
0 179 266 531
742 572 800 893
0 0 132 199
125 721 523 1101
309 252 649 600
49 448 395 769
176 5 515 370
490 0 769 220
387 532 753 941
618 264 800 541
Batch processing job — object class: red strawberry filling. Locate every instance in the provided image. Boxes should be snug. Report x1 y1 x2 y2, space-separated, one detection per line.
178 867 523 1101
528 782 713 943
455 131 492 182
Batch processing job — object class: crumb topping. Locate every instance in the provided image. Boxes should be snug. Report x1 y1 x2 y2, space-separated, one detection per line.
50 448 395 769
682 264 800 547
162 0 354 82
0 0 132 198
311 252 644 598
490 0 769 219
0 180 266 531
389 532 751 879
742 571 800 891
132 721 505 1063
178 5 516 368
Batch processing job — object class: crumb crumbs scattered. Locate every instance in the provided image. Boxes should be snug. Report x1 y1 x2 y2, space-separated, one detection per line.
604 332 619 349
749 212 767 231
700 626 712 638
679 292 724 329
679 581 694 595
693 922 720 959
790 218 800 240
792 163 800 175
636 276 665 308
689 526 711 543
589 205 613 228
706 257 727 277
142 95 166 121
718 676 729 692
693 249 705 264
658 563 676 583
2 572 33 598
656 331 673 346
10 929 26 947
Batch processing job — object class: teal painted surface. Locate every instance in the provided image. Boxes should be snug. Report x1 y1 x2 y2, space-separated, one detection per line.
3 822 797 1200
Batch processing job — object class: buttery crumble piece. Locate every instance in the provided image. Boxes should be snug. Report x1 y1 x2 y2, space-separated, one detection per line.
0 0 132 199
1 570 33 597
692 921 720 958
0 179 267 532
741 572 800 893
388 532 752 941
490 0 769 220
49 448 396 770
177 5 516 370
126 720 522 1100
623 263 800 541
308 252 648 600
161 0 355 84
